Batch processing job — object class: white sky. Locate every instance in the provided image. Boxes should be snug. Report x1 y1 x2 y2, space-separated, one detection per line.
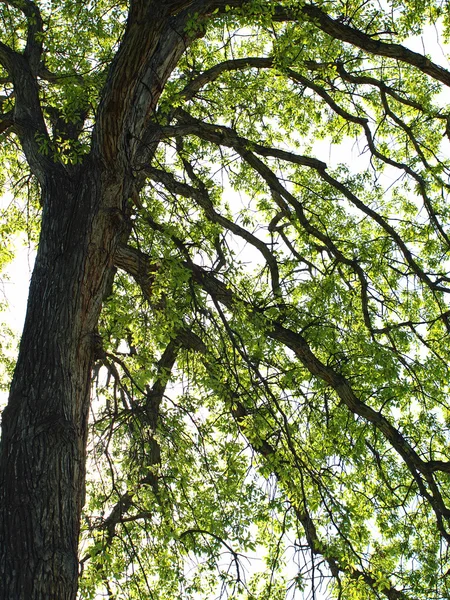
1 239 34 334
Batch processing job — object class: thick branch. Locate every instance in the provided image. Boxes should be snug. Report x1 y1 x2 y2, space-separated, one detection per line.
9 54 53 183
0 5 51 181
281 4 450 87
0 0 44 71
94 0 247 168
113 242 450 541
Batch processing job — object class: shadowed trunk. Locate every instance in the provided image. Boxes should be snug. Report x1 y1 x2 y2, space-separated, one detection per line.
0 163 127 599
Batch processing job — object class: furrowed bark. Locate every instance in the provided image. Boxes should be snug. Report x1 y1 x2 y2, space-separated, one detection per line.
3 0 448 597
0 163 128 599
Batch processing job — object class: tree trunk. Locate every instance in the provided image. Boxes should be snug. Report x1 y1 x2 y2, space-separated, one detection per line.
0 163 125 599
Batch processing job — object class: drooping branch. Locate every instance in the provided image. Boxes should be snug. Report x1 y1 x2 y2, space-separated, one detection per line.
113 242 450 542
85 308 206 552
283 67 450 251
192 266 450 542
146 162 281 297
105 229 434 596
230 400 411 600
97 337 181 545
311 59 438 114
273 3 450 87
154 109 450 301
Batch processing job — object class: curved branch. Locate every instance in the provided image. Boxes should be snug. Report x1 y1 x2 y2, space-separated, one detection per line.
114 241 450 542
194 262 450 540
0 0 43 72
179 56 274 102
98 337 180 543
158 110 449 298
179 528 244 584
231 401 411 600
146 164 282 298
331 60 444 115
281 3 450 87
283 67 450 252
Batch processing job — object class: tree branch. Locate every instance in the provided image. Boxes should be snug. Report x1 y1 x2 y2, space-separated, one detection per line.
93 0 247 169
146 162 282 298
156 109 449 299
114 240 450 542
279 3 450 87
231 400 410 600
179 56 274 102
0 0 44 72
0 1 54 182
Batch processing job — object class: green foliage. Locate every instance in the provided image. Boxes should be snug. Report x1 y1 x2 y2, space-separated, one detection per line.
4 0 450 598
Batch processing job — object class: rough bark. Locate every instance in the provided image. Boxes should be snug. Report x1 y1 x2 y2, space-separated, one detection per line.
6 0 441 597
0 3 178 595
0 163 128 599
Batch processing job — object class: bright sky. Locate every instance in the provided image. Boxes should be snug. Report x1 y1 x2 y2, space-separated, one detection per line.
1 238 34 333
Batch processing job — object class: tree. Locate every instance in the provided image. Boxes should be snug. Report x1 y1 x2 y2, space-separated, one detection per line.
1 0 450 597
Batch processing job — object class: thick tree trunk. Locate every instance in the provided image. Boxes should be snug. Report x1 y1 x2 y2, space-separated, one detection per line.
0 163 125 599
